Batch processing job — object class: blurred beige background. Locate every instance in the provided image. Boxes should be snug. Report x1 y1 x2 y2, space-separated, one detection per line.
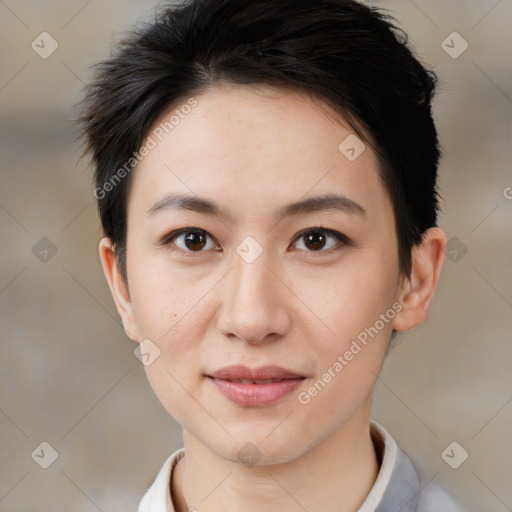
1 0 511 510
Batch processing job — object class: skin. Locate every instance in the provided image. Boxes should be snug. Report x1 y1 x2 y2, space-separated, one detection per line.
99 82 446 511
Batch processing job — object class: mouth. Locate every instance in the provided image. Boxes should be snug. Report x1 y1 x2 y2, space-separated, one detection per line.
205 365 306 407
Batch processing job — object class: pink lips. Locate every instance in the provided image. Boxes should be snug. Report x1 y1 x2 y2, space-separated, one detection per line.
206 365 306 407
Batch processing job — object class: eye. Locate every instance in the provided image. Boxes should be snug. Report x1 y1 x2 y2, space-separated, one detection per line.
161 228 218 253
160 226 350 256
291 228 349 254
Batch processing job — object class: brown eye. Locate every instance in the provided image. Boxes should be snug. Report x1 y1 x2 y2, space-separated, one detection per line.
163 228 216 252
303 231 328 251
293 228 348 253
183 230 208 250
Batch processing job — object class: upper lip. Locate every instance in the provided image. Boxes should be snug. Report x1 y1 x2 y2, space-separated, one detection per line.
207 365 305 381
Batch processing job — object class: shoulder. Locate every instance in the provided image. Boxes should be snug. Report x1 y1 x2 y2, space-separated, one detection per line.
417 483 462 512
368 420 461 512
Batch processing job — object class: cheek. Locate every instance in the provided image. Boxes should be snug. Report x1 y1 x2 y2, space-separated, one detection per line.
296 276 394 427
128 265 208 403
294 254 398 352
128 253 208 337
143 362 201 426
137 290 206 422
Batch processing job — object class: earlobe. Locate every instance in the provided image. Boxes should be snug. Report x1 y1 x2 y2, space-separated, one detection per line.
98 237 139 342
392 227 447 332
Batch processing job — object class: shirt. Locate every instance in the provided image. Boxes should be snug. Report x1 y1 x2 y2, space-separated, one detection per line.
138 420 461 512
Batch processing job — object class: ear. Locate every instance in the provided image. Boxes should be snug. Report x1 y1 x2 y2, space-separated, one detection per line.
392 227 447 332
98 237 139 342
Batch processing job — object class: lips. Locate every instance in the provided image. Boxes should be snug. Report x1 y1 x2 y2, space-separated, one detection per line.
222 378 286 384
208 365 305 381
206 365 306 407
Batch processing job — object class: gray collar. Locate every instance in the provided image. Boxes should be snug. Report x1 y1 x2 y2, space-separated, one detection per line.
375 446 421 512
356 421 421 512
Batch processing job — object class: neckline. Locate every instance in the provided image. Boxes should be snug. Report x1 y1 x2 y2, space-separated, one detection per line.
166 420 395 511
167 449 185 511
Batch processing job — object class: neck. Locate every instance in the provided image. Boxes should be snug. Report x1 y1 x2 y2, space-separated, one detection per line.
172 404 379 512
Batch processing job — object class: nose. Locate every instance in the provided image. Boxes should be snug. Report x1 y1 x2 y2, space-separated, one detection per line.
216 249 291 345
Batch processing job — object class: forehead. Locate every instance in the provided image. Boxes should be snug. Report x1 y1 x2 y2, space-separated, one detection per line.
129 82 392 227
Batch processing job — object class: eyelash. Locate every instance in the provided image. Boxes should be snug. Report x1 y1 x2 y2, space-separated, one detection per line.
159 227 350 258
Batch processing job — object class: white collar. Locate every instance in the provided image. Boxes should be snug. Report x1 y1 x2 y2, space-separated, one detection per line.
358 421 398 511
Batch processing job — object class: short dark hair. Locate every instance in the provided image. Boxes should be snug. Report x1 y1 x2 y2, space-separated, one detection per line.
78 0 441 282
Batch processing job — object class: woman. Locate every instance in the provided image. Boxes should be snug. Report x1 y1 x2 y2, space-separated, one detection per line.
79 0 459 510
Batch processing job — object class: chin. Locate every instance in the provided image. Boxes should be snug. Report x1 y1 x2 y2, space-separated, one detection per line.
209 431 306 467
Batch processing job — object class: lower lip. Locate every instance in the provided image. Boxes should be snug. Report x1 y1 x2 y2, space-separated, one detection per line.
208 377 304 406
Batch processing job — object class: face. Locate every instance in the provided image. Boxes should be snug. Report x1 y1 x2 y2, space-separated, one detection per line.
111 83 410 463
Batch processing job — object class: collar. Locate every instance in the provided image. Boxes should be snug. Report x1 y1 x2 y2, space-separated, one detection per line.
137 420 421 512
361 421 421 511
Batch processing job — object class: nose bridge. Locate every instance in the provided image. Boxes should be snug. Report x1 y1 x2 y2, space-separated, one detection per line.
217 244 289 343
232 249 270 302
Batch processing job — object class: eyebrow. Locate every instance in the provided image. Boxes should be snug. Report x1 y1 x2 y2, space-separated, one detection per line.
147 192 366 223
